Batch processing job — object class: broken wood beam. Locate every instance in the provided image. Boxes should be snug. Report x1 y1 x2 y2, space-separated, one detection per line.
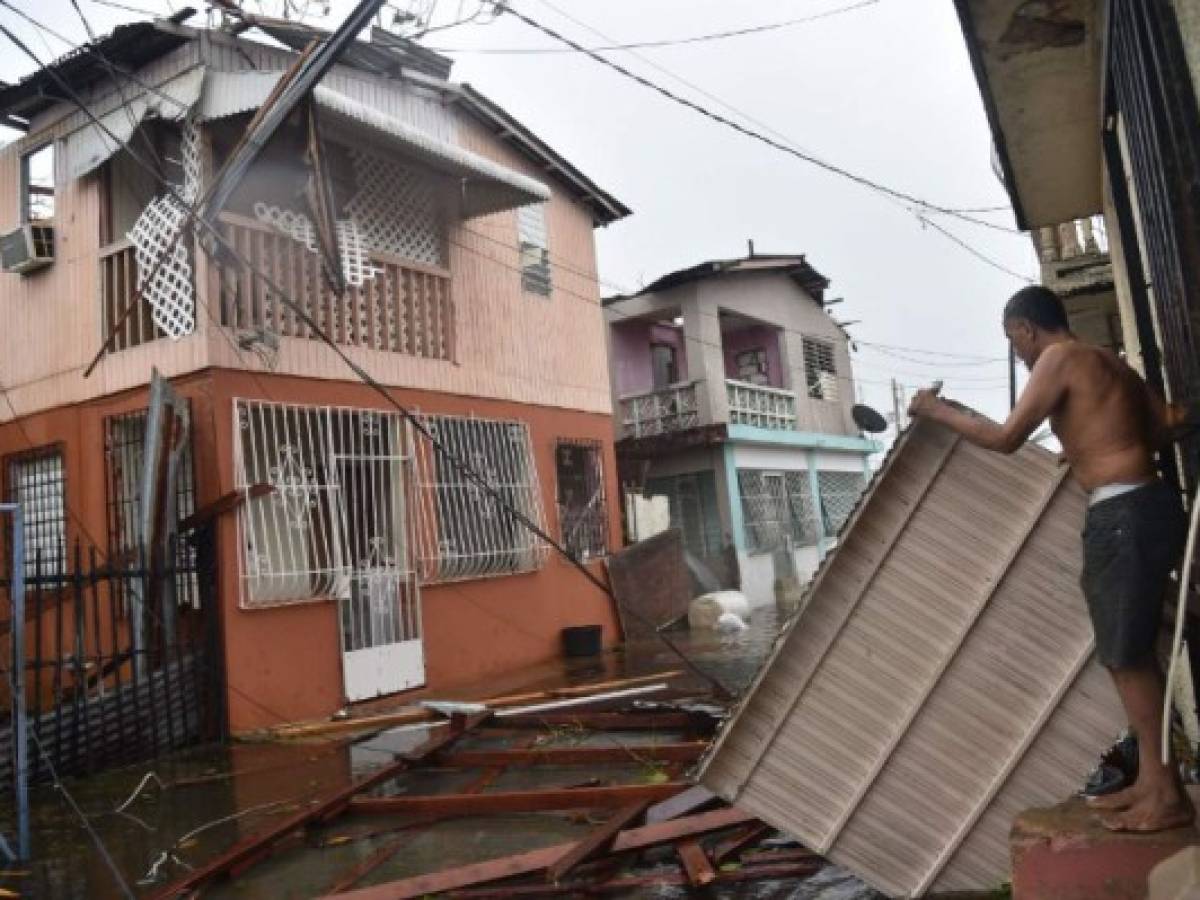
150 713 489 899
323 806 757 899
431 742 706 769
178 483 272 533
711 822 774 864
347 783 686 817
544 801 648 884
485 711 698 731
676 838 717 887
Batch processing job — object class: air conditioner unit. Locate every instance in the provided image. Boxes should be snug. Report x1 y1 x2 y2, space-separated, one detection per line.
0 223 54 274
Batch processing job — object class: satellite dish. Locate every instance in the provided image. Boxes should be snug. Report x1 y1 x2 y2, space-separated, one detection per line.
852 403 888 434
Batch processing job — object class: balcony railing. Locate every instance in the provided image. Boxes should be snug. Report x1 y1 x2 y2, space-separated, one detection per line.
619 382 700 438
726 379 797 430
216 213 454 360
100 237 169 352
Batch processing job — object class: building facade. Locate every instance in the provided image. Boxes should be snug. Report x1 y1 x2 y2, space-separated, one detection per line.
605 255 880 607
0 15 629 734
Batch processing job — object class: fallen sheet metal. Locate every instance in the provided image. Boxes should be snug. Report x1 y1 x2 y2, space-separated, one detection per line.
605 529 693 638
700 418 1125 897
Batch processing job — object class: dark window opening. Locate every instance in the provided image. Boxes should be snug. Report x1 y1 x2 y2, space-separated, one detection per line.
555 440 607 561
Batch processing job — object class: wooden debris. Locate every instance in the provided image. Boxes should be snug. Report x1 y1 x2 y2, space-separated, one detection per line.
544 801 648 884
323 807 756 899
487 711 698 731
676 838 717 887
347 783 686 817
645 784 717 824
149 713 488 899
711 822 774 864
431 742 706 769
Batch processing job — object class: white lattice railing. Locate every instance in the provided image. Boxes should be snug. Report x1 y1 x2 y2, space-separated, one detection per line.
726 379 797 430
619 382 701 438
216 213 454 360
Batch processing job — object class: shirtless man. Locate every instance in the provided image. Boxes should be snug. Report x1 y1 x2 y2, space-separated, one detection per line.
908 284 1191 832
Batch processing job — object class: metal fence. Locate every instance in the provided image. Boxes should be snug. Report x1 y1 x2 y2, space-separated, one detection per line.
1 541 221 785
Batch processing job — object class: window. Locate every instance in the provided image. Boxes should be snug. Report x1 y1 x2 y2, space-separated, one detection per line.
5 447 66 579
517 203 551 295
643 472 722 558
735 348 769 385
105 407 200 609
802 336 839 401
651 342 679 390
818 470 867 536
737 470 819 554
413 414 548 582
555 440 607 561
21 144 55 223
234 401 409 608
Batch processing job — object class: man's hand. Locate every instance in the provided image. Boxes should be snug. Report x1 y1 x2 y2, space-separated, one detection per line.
907 382 944 419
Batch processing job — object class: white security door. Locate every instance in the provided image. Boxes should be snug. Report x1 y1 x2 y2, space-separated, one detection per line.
334 437 424 702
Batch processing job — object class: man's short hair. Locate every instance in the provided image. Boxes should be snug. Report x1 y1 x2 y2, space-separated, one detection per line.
1003 285 1070 332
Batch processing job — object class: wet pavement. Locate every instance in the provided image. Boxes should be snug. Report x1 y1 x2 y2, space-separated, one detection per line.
0 604 887 899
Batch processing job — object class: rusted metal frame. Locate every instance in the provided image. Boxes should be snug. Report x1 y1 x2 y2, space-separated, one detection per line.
819 464 1072 851
348 783 686 817
149 712 488 899
323 806 756 899
675 838 716 887
544 801 648 884
711 822 773 865
431 742 706 769
715 431 962 794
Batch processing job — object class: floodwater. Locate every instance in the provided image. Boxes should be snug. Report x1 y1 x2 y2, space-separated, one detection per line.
0 603 883 899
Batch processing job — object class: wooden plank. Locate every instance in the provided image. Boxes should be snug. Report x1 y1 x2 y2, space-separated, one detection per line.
711 822 773 864
179 484 273 534
348 782 686 817
433 742 706 769
544 800 647 884
676 838 717 887
149 713 488 899
324 806 755 899
489 712 696 731
645 785 717 824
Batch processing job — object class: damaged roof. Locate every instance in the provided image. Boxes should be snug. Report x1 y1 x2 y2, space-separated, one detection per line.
700 417 1124 897
604 254 830 305
0 11 630 226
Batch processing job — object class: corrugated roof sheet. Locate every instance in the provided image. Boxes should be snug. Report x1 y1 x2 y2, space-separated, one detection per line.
700 418 1124 897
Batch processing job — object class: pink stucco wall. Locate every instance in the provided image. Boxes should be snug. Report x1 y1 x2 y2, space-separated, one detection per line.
611 321 688 395
722 325 784 388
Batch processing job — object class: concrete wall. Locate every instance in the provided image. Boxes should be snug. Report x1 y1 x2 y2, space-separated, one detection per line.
0 369 624 733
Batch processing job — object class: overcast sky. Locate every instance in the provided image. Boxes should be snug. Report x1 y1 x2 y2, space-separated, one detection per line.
0 0 1038 436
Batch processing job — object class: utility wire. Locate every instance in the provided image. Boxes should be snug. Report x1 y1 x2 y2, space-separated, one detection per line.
915 212 1034 283
428 0 879 53
492 0 1019 237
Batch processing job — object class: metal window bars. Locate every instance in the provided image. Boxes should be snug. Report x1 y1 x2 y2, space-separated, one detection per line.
4 447 66 582
411 413 549 582
802 336 839 401
554 439 608 561
737 469 820 554
104 407 200 611
817 470 867 536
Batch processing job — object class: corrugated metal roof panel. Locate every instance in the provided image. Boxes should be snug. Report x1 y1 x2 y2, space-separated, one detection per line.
699 419 1124 897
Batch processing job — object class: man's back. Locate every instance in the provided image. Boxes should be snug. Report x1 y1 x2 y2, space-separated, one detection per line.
1051 341 1158 491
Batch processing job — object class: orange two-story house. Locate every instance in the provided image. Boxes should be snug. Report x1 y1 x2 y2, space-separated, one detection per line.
0 13 629 734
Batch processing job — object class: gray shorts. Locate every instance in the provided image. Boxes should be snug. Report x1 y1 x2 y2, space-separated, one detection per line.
1081 480 1186 669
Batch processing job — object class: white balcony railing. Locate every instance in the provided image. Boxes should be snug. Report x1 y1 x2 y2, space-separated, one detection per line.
619 382 700 438
726 379 797 430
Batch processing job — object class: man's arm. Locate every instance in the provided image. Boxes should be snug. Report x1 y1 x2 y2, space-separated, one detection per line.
908 345 1067 453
